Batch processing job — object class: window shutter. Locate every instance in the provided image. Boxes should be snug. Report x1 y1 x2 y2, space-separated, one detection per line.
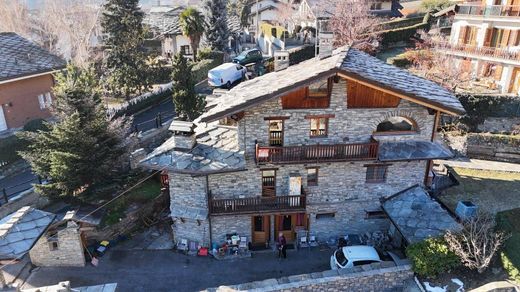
501 29 511 47
458 26 467 45
483 28 493 47
37 94 45 109
45 92 52 107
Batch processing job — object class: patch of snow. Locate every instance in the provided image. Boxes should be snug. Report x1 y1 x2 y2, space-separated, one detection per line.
451 278 464 292
423 282 448 292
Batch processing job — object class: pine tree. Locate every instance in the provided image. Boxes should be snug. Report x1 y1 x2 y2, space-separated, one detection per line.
171 53 205 121
18 65 130 201
204 0 230 51
101 0 149 98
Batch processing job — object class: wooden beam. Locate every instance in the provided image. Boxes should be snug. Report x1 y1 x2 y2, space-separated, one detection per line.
338 72 462 116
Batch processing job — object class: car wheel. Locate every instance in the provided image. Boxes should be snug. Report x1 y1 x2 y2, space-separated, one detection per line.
226 81 232 89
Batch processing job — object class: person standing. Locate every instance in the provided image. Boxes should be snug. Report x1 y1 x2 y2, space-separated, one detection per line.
277 232 287 259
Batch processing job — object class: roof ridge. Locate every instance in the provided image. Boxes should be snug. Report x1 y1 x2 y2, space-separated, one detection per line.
0 206 32 238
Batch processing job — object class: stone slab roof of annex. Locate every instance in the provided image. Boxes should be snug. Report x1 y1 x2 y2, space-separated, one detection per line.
0 33 66 82
140 122 245 175
0 207 55 260
144 7 241 36
378 140 454 162
382 185 461 244
199 47 465 123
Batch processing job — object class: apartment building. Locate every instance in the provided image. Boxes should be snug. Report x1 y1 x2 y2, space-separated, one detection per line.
445 0 520 94
141 47 464 248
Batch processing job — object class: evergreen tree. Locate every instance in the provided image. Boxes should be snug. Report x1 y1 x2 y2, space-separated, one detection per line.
101 0 149 98
204 0 230 51
180 7 205 62
239 0 251 28
18 65 130 201
171 53 205 121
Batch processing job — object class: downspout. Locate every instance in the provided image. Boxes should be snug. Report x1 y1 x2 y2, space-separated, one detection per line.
206 175 213 247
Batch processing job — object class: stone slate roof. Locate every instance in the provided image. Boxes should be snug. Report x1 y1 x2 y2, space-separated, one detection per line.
144 7 242 36
378 140 453 162
382 185 460 244
199 47 464 123
199 47 349 122
0 33 66 82
140 122 245 174
341 49 465 115
0 207 55 260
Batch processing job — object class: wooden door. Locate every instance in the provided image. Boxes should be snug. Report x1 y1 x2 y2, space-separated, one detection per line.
509 67 520 93
276 214 295 242
252 215 270 246
262 170 276 197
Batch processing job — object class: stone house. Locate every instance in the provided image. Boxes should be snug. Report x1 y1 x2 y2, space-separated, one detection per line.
141 47 464 248
0 33 66 133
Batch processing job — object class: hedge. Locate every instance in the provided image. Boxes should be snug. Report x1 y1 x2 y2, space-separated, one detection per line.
380 13 431 45
467 133 520 148
406 237 460 278
289 45 315 65
377 15 426 31
457 94 520 130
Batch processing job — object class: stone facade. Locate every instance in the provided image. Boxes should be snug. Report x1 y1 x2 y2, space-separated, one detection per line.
205 263 414 292
168 77 438 246
29 221 85 267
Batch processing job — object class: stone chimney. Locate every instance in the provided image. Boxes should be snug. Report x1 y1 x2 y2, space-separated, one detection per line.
274 50 290 71
318 32 334 59
168 120 196 151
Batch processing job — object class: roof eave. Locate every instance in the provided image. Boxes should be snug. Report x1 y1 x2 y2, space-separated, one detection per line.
0 66 66 85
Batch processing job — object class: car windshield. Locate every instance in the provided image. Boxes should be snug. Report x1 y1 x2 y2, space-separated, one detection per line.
335 249 348 266
239 51 251 57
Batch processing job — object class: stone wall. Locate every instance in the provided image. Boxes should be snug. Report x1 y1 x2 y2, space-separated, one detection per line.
466 133 520 163
211 215 251 244
29 221 85 267
205 263 413 292
238 78 435 156
477 117 520 133
0 190 48 219
172 218 210 245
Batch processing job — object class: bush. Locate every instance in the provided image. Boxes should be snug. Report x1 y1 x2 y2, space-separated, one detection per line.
388 53 413 68
0 135 28 166
23 119 49 132
192 58 223 83
502 252 520 283
197 48 224 63
380 13 431 45
406 237 461 278
289 45 315 65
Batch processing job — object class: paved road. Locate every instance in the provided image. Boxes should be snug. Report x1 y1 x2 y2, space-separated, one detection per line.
23 248 331 292
0 169 37 200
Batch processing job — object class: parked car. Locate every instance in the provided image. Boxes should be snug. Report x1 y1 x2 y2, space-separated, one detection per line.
330 245 381 270
232 48 263 65
208 63 247 88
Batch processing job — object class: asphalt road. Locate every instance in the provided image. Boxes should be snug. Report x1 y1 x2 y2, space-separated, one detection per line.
23 248 332 292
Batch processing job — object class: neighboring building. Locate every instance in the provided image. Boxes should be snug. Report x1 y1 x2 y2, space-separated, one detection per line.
144 6 242 59
0 33 66 133
248 0 294 29
444 0 520 94
141 47 464 248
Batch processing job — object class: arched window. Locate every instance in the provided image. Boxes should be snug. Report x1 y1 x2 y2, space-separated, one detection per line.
375 116 418 133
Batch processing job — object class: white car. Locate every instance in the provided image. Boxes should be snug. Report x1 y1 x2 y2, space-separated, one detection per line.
330 245 381 270
208 63 246 89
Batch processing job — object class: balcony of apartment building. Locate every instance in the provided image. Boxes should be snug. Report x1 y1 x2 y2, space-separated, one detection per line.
456 3 520 20
208 189 307 216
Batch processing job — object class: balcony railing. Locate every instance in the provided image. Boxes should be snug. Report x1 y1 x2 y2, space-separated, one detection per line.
209 195 306 215
255 141 379 164
437 41 520 62
457 4 520 17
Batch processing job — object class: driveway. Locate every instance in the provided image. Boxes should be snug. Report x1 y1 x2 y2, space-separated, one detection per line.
23 249 332 292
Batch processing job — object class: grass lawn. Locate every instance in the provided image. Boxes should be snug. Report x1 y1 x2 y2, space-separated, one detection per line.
440 167 520 214
103 177 162 226
497 208 520 282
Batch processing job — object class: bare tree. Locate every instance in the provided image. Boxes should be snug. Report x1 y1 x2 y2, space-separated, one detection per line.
328 0 381 53
444 212 509 273
0 1 32 38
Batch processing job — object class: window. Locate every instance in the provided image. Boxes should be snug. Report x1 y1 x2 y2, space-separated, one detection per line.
307 167 318 186
48 240 59 251
365 209 387 219
180 45 192 55
365 165 388 183
268 119 284 146
281 77 332 109
375 116 417 134
282 215 292 231
254 216 264 232
316 213 335 220
262 170 276 196
370 2 382 10
310 118 328 137
308 79 329 98
37 92 52 110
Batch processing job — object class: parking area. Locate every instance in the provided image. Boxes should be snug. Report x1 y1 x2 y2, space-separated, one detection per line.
23 248 332 292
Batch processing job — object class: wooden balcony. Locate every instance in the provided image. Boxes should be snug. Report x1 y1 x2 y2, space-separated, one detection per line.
255 141 379 164
209 195 306 215
437 41 520 62
458 4 520 17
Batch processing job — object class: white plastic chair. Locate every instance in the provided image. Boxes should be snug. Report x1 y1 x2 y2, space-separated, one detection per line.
299 236 309 249
309 235 318 247
239 236 247 249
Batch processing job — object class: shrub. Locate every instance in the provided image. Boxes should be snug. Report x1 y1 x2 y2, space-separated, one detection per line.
388 53 413 68
406 237 461 278
23 119 49 132
502 252 520 283
197 48 224 63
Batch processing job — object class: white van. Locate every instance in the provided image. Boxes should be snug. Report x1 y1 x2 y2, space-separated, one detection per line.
208 63 247 89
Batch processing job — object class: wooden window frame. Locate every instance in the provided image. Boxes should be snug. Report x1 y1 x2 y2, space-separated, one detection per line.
261 169 277 197
365 164 389 184
365 209 387 219
267 119 284 146
308 117 329 138
307 78 332 99
307 167 319 186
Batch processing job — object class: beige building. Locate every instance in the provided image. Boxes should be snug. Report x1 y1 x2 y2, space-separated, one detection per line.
445 0 520 94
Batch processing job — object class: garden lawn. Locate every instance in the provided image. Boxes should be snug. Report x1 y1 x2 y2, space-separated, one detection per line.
440 167 520 214
497 208 520 282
